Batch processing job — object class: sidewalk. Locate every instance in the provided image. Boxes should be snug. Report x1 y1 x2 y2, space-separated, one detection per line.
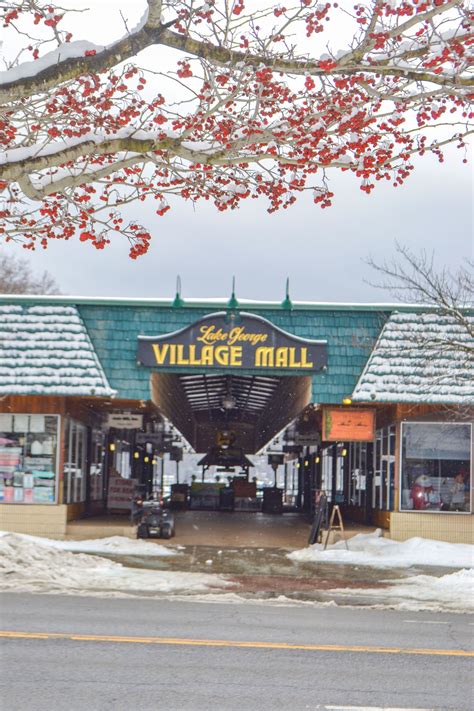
66 510 377 549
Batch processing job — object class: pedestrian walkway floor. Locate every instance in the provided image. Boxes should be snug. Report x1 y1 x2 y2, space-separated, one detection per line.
66 510 378 549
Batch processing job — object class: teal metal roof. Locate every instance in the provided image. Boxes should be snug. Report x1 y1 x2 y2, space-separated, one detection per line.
2 296 471 406
0 304 115 397
75 302 387 403
352 311 474 405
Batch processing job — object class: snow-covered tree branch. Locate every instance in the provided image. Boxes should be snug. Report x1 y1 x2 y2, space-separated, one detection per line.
1 0 473 257
367 243 474 358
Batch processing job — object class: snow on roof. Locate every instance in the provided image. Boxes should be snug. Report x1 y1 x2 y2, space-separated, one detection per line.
0 304 115 398
352 312 474 405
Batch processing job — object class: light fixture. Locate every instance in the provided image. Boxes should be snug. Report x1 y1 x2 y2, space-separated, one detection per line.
342 448 347 457
304 460 309 467
221 378 236 410
316 456 320 464
144 456 149 463
109 443 116 452
221 394 237 410
134 451 139 460
342 398 352 406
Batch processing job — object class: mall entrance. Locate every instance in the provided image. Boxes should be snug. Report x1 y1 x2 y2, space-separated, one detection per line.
123 308 328 518
149 371 312 515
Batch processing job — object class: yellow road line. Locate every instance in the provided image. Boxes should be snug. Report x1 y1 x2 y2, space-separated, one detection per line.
0 631 472 657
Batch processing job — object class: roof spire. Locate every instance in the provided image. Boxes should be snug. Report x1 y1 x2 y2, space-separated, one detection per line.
172 275 184 308
227 276 239 310
281 277 293 310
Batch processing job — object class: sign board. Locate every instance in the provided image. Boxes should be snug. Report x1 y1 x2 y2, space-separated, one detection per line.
293 432 321 447
282 445 303 454
137 312 327 372
322 408 375 442
107 475 137 510
135 432 169 446
292 407 321 446
267 453 284 466
169 447 183 462
106 413 143 430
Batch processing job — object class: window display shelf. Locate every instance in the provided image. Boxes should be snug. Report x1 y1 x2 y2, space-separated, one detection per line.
0 414 59 505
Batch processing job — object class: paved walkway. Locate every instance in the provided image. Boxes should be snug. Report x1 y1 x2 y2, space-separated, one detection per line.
66 510 377 548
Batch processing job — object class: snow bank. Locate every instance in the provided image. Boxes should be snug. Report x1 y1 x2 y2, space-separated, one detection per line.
0 533 230 597
288 530 474 569
0 532 178 558
332 569 474 613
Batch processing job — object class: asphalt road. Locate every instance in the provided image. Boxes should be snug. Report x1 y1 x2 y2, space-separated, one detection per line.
0 593 473 711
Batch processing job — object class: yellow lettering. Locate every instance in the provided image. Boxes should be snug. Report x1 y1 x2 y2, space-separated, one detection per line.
215 346 230 366
169 344 177 365
252 333 268 345
255 347 274 367
176 345 189 365
201 346 214 366
188 345 202 366
230 346 242 367
300 347 313 368
228 327 243 346
289 347 301 368
275 347 288 368
152 344 169 366
198 325 228 345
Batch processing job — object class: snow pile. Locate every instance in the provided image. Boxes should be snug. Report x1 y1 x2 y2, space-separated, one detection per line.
0 533 230 597
332 568 474 613
61 535 178 557
385 568 474 612
288 530 474 569
0 532 177 558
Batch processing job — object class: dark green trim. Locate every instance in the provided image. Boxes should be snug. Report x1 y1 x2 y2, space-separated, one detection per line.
1 294 463 314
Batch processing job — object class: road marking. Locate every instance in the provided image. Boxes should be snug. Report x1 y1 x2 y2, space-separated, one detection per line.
0 631 472 657
325 707 434 710
403 620 447 625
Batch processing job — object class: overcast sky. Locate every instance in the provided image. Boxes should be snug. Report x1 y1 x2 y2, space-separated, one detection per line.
6 149 471 303
2 1 472 303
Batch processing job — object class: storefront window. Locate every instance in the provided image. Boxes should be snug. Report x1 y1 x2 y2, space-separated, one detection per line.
90 429 105 502
374 425 395 511
320 445 345 503
400 422 472 513
349 442 369 508
63 419 87 504
0 413 59 504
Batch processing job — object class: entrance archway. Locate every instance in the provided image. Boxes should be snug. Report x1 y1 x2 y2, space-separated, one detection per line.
150 372 312 454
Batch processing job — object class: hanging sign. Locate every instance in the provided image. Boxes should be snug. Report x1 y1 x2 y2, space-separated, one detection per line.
106 413 143 429
137 312 327 372
322 408 375 442
293 406 321 445
135 432 170 446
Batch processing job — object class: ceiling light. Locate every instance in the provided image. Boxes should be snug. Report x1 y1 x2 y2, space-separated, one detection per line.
221 394 237 410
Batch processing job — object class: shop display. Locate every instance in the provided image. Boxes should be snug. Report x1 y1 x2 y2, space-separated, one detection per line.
401 422 471 513
0 414 58 504
189 482 225 510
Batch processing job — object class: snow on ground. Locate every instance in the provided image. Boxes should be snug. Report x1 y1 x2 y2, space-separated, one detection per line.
288 530 474 569
330 569 474 614
0 531 177 557
0 533 231 597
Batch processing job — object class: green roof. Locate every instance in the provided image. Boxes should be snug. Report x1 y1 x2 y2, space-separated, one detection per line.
75 302 387 403
1 295 471 406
